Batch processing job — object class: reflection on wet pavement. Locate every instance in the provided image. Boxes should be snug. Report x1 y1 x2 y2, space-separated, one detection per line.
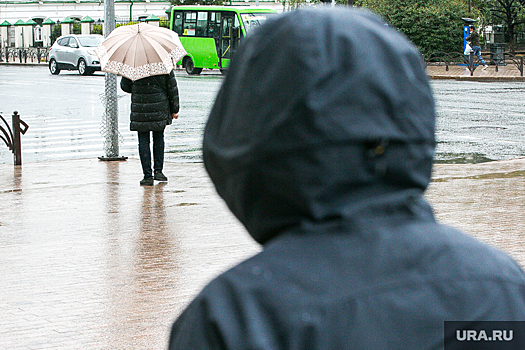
0 159 259 350
427 158 525 265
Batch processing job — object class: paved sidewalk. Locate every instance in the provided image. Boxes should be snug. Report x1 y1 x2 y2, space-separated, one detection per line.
426 63 525 81
1 157 525 350
0 158 260 350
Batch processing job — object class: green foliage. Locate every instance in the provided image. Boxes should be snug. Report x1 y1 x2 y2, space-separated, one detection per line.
92 24 103 35
356 0 473 56
482 0 525 52
73 23 81 35
51 25 61 45
117 21 139 27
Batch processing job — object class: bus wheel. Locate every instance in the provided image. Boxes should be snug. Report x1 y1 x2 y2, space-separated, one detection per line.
185 58 202 75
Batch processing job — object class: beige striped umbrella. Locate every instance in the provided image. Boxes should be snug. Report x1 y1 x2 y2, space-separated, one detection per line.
95 23 187 81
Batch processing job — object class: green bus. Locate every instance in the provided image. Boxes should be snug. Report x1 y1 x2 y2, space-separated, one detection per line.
167 6 278 74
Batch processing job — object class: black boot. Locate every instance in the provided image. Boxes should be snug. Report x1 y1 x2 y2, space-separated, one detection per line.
154 172 168 182
140 176 154 186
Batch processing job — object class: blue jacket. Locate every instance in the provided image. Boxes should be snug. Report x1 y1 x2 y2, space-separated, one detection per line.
169 8 525 349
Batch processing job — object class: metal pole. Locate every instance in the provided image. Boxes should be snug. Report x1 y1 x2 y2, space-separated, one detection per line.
12 111 22 166
100 0 126 161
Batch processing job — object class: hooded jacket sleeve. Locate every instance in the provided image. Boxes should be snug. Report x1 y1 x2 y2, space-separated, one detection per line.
166 71 180 114
120 77 132 93
169 298 225 350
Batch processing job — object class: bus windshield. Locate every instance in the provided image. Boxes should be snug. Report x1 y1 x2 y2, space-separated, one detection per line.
241 13 277 32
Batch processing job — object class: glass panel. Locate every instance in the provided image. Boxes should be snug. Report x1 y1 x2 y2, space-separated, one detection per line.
183 12 197 36
69 38 79 48
196 12 208 37
58 37 70 46
77 36 103 47
208 12 221 38
240 12 277 33
221 16 233 59
34 26 42 42
173 12 183 35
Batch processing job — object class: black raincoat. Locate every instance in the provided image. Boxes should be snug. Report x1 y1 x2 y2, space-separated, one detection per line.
169 8 525 349
120 71 179 132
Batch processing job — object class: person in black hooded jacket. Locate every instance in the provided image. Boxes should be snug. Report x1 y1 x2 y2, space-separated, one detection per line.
121 71 179 186
168 7 525 349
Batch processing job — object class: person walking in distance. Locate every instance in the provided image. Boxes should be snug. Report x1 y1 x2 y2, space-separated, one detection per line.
467 25 488 70
168 7 525 349
121 71 179 186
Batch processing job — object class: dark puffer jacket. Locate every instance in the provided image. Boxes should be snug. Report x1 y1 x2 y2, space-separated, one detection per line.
120 71 179 132
169 7 525 350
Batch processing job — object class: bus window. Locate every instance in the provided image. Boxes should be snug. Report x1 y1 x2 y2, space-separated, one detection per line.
221 16 233 59
240 13 277 33
173 12 183 35
183 12 197 36
232 14 242 48
196 12 207 37
235 14 241 28
208 12 221 38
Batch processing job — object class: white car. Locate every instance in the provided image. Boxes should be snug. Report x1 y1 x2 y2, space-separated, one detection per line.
48 34 104 76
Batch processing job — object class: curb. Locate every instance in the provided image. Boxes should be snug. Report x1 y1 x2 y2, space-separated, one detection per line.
428 75 525 82
2 62 524 81
0 62 45 66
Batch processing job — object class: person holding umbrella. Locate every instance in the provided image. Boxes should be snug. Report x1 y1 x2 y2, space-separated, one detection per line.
95 23 187 186
120 71 179 185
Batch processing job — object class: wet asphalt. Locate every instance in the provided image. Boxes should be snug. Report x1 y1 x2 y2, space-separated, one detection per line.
0 64 525 349
1 64 525 164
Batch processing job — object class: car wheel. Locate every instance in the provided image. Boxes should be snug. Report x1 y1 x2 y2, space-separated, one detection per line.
185 58 202 75
49 59 60 75
78 58 89 76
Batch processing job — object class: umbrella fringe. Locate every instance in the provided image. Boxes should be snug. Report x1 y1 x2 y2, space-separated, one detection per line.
95 22 187 81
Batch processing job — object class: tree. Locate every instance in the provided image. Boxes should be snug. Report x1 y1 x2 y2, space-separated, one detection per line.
356 0 474 57
483 0 525 52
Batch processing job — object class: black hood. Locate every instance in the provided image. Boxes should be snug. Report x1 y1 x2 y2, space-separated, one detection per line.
203 7 436 244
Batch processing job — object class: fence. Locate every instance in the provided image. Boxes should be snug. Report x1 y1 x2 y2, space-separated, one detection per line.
425 51 524 76
0 47 49 64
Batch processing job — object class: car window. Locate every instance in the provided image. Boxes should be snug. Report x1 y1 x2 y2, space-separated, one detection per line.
77 36 104 47
57 37 70 46
69 38 79 48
